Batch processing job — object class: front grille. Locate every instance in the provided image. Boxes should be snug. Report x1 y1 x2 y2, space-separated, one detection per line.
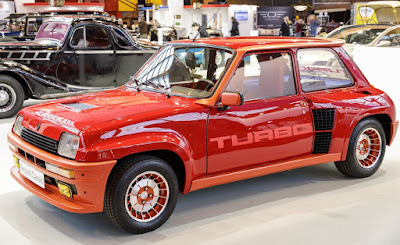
312 109 335 131
21 128 58 155
313 132 332 154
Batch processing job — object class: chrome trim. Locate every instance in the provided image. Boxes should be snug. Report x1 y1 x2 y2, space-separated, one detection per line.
65 50 114 54
115 50 155 54
0 51 55 61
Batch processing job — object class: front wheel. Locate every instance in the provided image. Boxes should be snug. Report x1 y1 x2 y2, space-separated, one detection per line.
335 118 386 178
0 75 24 119
104 155 179 233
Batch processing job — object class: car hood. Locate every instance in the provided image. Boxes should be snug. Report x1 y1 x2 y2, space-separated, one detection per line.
20 87 195 140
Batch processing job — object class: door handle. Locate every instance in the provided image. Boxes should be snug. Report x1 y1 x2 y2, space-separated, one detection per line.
300 102 308 107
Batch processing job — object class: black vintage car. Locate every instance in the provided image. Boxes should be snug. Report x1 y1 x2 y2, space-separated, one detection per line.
1 11 110 42
0 16 158 118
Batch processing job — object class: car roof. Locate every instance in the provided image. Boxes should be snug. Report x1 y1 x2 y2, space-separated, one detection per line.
173 36 344 51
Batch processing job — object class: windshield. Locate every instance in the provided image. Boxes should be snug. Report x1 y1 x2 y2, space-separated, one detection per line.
327 26 387 44
35 22 69 43
130 45 233 98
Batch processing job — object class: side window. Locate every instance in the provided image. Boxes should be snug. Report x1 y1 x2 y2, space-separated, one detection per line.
110 27 134 47
379 29 400 47
70 27 85 48
297 48 354 92
70 25 111 49
86 25 111 48
225 52 296 101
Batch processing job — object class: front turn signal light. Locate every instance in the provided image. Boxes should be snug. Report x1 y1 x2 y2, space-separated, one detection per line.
45 163 75 179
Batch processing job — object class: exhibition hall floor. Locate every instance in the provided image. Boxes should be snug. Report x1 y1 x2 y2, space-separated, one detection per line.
0 100 399 245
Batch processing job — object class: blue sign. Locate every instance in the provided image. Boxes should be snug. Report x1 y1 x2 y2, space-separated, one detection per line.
235 10 248 21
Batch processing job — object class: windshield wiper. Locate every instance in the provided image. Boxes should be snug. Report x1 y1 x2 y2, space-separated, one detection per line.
127 77 141 92
140 80 172 98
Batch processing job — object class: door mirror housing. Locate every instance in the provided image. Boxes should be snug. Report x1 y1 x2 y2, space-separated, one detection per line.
219 92 243 110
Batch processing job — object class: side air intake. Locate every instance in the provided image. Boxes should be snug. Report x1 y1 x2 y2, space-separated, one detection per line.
312 132 332 154
312 109 335 131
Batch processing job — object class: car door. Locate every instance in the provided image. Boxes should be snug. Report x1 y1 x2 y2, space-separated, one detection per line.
207 51 314 175
57 24 117 88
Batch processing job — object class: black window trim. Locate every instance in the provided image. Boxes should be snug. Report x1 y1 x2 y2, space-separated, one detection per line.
296 47 355 93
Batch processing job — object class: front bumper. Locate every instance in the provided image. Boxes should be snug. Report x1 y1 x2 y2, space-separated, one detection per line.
390 120 399 146
8 132 117 213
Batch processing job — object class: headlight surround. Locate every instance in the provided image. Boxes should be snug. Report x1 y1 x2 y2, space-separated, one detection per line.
58 132 80 159
13 115 23 136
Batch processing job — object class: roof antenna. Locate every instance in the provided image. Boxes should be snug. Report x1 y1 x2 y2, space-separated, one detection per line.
192 0 228 42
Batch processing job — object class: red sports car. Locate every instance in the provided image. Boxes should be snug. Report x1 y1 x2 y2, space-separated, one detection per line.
8 37 398 233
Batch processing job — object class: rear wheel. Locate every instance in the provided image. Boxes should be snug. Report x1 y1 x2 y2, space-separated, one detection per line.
104 155 179 233
0 75 24 118
335 118 386 178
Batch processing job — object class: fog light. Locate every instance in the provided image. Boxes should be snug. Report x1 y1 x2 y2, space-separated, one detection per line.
45 163 75 178
8 142 17 152
57 182 72 198
13 155 19 168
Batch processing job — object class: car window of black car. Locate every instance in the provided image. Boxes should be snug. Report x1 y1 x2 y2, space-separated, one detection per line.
86 25 111 49
70 25 111 49
70 26 85 48
110 26 136 49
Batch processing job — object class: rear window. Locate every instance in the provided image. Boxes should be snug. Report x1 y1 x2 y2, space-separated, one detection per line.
35 22 69 42
297 48 354 92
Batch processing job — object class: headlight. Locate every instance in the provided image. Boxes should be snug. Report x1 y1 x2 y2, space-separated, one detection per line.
13 115 23 136
58 132 80 159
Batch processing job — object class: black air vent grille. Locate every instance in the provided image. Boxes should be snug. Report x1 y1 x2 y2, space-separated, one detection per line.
313 132 332 154
21 128 58 155
312 109 335 131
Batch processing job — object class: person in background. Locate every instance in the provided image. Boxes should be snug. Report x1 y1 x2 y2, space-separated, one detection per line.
230 17 239 36
280 16 290 36
308 14 320 37
138 17 149 39
199 24 210 38
295 19 304 37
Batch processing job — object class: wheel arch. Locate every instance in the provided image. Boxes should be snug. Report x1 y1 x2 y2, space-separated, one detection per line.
340 113 392 161
0 71 32 99
109 149 187 194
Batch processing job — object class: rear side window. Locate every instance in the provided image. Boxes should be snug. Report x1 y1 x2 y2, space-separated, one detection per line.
297 48 354 92
225 52 296 101
86 25 111 48
110 27 134 47
70 25 111 49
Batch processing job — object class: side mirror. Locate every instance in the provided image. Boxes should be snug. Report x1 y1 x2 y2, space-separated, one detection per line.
376 40 391 47
219 92 243 111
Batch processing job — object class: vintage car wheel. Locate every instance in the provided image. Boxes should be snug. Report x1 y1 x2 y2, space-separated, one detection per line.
104 155 179 233
335 118 386 178
0 75 24 119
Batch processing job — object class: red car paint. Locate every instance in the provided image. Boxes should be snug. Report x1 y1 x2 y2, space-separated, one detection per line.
8 36 398 213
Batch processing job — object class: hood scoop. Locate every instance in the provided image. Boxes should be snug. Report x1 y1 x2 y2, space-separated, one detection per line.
60 103 98 112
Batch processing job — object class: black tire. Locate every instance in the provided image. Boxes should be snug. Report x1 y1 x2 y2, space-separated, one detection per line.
335 118 386 178
104 155 179 233
0 75 24 119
